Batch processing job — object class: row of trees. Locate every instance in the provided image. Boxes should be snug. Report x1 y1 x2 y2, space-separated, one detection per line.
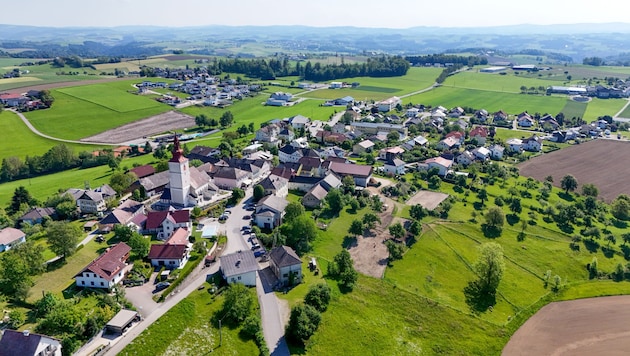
405 54 488 67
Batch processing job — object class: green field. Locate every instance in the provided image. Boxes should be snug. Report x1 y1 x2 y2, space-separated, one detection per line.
0 57 107 91
560 100 587 119
24 80 171 140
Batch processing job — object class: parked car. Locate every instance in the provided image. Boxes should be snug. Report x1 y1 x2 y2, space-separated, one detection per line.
243 215 251 220
254 249 265 258
153 282 171 293
95 234 104 242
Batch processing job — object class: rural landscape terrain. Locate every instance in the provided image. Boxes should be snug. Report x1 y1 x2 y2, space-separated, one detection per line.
1 20 630 356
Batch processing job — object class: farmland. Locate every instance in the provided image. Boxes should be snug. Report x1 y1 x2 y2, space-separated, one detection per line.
519 139 630 202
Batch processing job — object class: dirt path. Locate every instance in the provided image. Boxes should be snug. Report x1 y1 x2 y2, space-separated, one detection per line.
502 295 630 356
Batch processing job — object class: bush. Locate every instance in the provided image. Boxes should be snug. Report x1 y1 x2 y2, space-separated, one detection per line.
304 283 331 312
286 304 321 345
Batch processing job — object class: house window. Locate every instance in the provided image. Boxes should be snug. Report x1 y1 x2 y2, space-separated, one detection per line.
238 276 241 280
100 282 104 286
81 281 85 285
170 261 174 265
283 273 288 278
91 281 94 286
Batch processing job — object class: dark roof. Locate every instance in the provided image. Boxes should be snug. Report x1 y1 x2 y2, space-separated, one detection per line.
77 242 131 281
129 165 156 179
213 166 247 180
298 156 321 171
270 245 302 267
99 200 143 225
148 244 188 260
289 175 321 185
270 167 294 180
19 207 56 222
279 145 299 155
0 330 59 356
139 171 170 191
220 250 259 277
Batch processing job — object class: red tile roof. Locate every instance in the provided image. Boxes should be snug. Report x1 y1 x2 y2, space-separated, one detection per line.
470 126 489 137
144 210 190 230
148 244 188 260
77 242 131 281
165 227 190 245
129 165 156 179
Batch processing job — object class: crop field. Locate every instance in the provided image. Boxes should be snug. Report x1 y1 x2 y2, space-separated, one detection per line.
24 81 171 140
519 139 630 202
617 103 630 119
445 70 555 93
0 111 105 161
560 100 587 119
585 98 627 119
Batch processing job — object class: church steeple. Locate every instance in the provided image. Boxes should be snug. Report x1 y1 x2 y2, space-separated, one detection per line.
170 135 186 162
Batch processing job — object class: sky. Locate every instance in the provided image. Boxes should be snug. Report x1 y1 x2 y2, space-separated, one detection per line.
3 0 629 29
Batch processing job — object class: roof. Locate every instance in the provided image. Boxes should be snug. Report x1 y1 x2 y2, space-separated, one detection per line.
106 309 138 330
470 126 489 137
165 228 190 245
260 176 288 191
269 245 302 267
258 195 289 213
213 166 248 180
291 115 310 124
139 171 170 191
439 136 459 148
148 244 188 260
305 184 328 200
425 157 453 168
383 146 405 154
129 165 156 179
77 242 131 281
145 210 189 229
19 207 56 221
386 158 406 167
356 140 374 149
220 250 259 277
329 162 373 178
0 330 59 356
0 227 25 246
99 200 143 226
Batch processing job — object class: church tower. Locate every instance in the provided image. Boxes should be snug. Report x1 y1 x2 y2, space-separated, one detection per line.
168 136 190 206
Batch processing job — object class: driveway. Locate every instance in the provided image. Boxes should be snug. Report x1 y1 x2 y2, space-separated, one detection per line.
256 270 290 356
124 272 160 318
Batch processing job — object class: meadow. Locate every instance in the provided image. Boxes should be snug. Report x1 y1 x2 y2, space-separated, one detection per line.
0 58 106 91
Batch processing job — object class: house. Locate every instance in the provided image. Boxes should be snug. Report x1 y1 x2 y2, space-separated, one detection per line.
352 140 375 155
329 82 343 89
334 96 354 106
17 207 56 226
506 138 523 152
0 329 62 356
278 127 295 142
402 135 428 150
144 209 191 240
220 250 259 286
523 136 543 152
376 97 401 112
328 162 373 187
269 246 302 286
424 157 454 176
75 242 131 290
148 228 190 269
383 158 406 175
75 184 117 214
255 124 280 143
0 93 28 107
129 165 156 179
445 131 465 145
551 131 567 143
489 144 505 160
259 175 289 198
456 151 475 166
474 109 489 123
379 146 405 161
188 145 222 163
449 107 465 118
471 146 491 161
290 115 310 129
98 200 145 232
212 167 249 189
436 136 460 151
254 195 289 229
318 146 346 160
301 173 342 208
0 227 26 252
350 122 407 137
517 112 535 127
493 110 509 124
406 107 421 118
136 171 170 197
270 92 293 102
279 146 319 164
469 126 489 145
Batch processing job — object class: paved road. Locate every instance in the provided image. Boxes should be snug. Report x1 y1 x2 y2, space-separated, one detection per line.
257 268 290 356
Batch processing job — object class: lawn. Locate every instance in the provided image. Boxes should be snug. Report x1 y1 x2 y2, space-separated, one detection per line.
24 80 172 140
0 110 107 161
120 287 259 356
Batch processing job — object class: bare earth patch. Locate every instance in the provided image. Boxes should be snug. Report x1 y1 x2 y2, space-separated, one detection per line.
81 111 196 144
406 190 449 210
519 139 630 202
502 296 630 356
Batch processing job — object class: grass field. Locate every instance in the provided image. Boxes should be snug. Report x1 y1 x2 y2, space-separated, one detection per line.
616 102 630 118
120 287 259 356
24 80 171 140
0 58 106 91
0 110 106 162
560 100 587 119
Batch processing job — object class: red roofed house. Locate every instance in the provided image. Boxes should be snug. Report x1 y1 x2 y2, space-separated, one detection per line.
0 92 28 107
148 228 190 269
469 126 489 145
444 131 465 145
75 242 131 290
143 209 191 240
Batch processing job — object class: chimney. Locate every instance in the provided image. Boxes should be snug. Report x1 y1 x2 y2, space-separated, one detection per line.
23 330 30 337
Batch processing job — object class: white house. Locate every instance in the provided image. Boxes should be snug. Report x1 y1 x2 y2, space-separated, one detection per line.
383 158 406 175
255 124 280 143
144 209 192 240
213 167 249 189
75 243 131 290
471 146 491 161
290 115 310 129
406 107 420 118
523 136 543 152
148 229 190 270
0 227 26 252
489 144 505 160
329 82 343 89
259 175 289 198
506 138 523 152
377 96 402 112
424 157 454 176
456 151 475 166
0 329 62 356
269 246 302 286
353 140 375 155
469 126 489 145
436 136 460 151
254 195 289 229
220 250 259 286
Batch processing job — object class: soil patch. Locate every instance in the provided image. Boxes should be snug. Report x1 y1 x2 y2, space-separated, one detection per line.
502 295 630 356
81 110 196 144
406 190 449 210
518 139 630 202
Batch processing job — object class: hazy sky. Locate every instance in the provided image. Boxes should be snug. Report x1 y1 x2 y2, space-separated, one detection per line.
4 0 629 28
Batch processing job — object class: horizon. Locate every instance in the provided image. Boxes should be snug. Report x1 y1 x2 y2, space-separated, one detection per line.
3 0 630 29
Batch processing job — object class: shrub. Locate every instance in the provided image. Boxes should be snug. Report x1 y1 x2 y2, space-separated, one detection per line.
304 283 331 312
286 304 321 345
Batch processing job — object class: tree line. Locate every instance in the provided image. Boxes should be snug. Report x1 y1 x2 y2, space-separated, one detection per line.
405 54 488 67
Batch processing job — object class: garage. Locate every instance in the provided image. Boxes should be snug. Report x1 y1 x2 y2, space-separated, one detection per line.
106 309 139 334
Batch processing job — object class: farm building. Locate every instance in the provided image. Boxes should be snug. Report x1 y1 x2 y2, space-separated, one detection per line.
480 66 507 73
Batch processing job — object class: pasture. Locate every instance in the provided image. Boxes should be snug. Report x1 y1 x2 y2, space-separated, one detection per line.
560 100 587 119
58 84 161 112
519 139 630 202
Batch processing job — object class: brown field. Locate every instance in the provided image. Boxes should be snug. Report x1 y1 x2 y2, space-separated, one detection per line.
405 190 449 210
519 139 630 202
80 111 195 144
502 296 630 356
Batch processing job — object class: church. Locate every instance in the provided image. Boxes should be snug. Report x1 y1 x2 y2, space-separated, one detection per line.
159 136 218 208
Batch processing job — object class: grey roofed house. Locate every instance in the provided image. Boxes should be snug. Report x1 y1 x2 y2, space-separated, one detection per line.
257 195 289 214
0 329 62 356
139 170 170 193
319 172 342 190
220 250 259 281
18 207 56 225
269 245 301 267
105 309 138 334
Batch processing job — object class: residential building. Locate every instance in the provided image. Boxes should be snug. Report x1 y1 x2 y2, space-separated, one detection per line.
0 329 61 356
455 151 475 166
523 136 543 152
436 136 460 151
17 207 56 226
254 195 289 229
424 157 454 176
213 166 250 189
129 165 156 179
290 115 310 129
269 246 302 286
98 200 145 232
148 228 190 269
489 144 505 160
383 158 406 175
74 184 117 214
376 96 401 112
506 138 523 152
327 161 373 187
255 124 280 143
0 227 26 252
220 250 259 286
379 146 405 161
259 175 289 198
472 147 491 161
75 243 131 290
469 126 489 145
144 209 192 240
352 140 375 155
301 173 342 208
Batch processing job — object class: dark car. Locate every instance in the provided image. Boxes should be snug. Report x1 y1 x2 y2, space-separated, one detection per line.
243 215 251 220
95 235 104 243
153 282 171 293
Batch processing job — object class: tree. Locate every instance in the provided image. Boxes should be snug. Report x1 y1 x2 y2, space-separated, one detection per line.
605 234 617 247
385 240 407 261
9 186 35 214
12 241 45 275
220 283 253 325
611 194 630 221
286 304 321 344
46 221 81 259
388 222 405 240
348 219 364 237
7 310 25 329
113 225 135 242
282 215 318 255
325 188 344 214
228 187 245 205
362 212 380 230
284 202 305 223
428 175 441 189
484 206 505 230
0 250 32 301
253 184 265 202
408 220 422 236
409 204 427 221
560 174 578 194
469 243 505 299
477 188 488 205
220 111 234 127
304 283 331 312
328 249 358 291
581 183 599 197
341 175 355 194
128 234 150 258
371 195 383 212
35 292 61 317
109 171 137 194
509 197 522 215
